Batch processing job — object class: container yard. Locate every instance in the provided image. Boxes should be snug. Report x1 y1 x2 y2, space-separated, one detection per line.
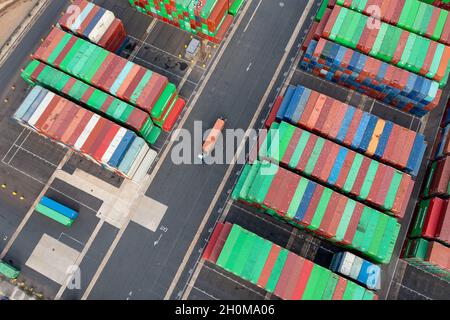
0 0 448 307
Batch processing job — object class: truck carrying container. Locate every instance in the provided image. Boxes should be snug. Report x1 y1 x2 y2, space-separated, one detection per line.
330 251 381 290
258 122 414 218
336 0 450 46
204 222 378 300
403 238 450 281
232 160 400 264
273 85 426 177
301 39 442 117
32 28 185 131
58 0 128 53
128 0 240 43
14 86 153 180
410 197 450 246
322 6 450 87
422 156 450 198
21 60 161 144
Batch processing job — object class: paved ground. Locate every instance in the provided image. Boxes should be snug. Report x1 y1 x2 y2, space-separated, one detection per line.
0 0 448 301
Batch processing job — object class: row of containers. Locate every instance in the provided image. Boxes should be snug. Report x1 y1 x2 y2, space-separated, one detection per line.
14 86 157 181
421 0 450 10
128 0 244 43
302 0 450 116
203 223 378 300
403 99 450 281
36 196 79 228
14 3 189 180
57 0 128 53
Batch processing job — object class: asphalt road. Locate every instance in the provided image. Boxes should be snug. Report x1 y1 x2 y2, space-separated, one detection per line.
87 0 311 300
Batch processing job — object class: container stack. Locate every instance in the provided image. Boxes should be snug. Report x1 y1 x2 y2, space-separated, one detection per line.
330 251 381 290
36 196 79 227
301 38 442 117
322 6 450 87
258 122 414 218
21 60 161 145
301 0 450 116
128 0 243 43
434 123 450 159
410 198 450 246
422 156 450 198
232 160 401 264
32 27 185 132
336 0 450 46
403 238 450 281
58 0 128 53
274 85 427 176
420 0 450 10
14 86 157 180
203 223 378 300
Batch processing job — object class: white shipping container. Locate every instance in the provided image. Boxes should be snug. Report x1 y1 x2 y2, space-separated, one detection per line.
88 11 115 43
74 114 100 151
28 92 56 128
339 252 355 276
349 256 363 280
102 127 127 164
132 148 157 183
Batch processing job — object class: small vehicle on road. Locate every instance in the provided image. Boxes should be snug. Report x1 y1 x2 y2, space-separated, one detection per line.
198 118 226 161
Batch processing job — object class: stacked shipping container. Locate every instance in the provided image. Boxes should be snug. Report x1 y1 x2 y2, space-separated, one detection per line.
422 156 450 198
14 86 157 180
128 0 242 43
330 251 381 290
204 223 378 300
21 60 162 144
232 160 400 264
421 0 450 10
274 85 427 176
32 27 185 132
58 0 128 53
403 238 450 281
410 197 450 246
258 121 414 218
301 39 442 116
322 6 450 87
336 0 450 46
36 196 79 227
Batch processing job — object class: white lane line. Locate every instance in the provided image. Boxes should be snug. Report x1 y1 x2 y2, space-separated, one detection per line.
246 62 252 72
192 286 219 300
2 128 27 163
178 0 317 299
243 0 263 33
130 19 158 60
11 143 58 167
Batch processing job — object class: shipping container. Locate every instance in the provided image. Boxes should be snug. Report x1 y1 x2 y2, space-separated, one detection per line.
273 85 426 176
0 261 20 279
336 0 450 46
128 0 240 43
232 160 400 264
322 6 450 87
14 86 153 180
40 196 79 220
258 121 414 217
422 156 450 198
33 28 185 131
403 238 450 281
204 222 378 300
330 251 381 290
21 60 161 144
301 38 443 116
58 0 128 52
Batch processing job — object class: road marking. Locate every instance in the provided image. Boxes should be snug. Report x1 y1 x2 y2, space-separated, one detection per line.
81 0 255 300
171 0 315 300
192 285 219 300
129 19 158 60
246 62 252 72
243 0 262 33
0 151 72 260
2 128 27 163
54 219 105 300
